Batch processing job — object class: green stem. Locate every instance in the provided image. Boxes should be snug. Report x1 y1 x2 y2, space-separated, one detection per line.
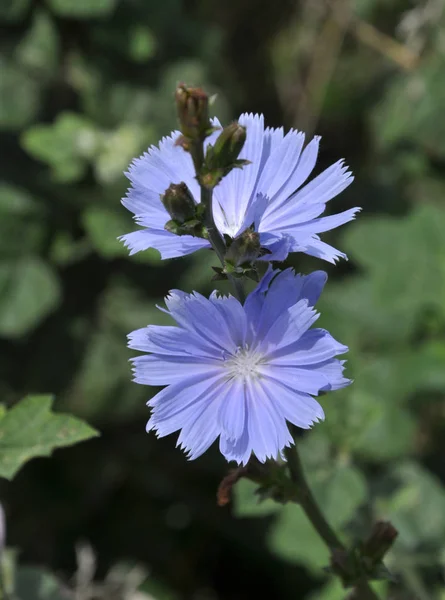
284 444 380 600
193 141 246 304
201 184 226 265
284 444 344 550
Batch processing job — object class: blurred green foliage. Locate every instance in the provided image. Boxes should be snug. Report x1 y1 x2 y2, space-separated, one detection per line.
1 0 445 599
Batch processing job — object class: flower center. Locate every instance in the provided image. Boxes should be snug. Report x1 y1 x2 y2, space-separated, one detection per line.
224 346 264 381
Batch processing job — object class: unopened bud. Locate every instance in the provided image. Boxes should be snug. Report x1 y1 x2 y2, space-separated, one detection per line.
225 228 261 269
161 182 196 224
201 122 250 188
361 521 398 565
175 84 211 140
212 122 247 167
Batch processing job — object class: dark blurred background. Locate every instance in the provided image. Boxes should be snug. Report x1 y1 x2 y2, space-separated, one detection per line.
1 0 445 599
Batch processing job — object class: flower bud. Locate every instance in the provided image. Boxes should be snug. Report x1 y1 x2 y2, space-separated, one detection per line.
175 84 211 140
225 228 261 269
161 182 197 224
201 122 250 188
212 122 247 167
361 521 398 565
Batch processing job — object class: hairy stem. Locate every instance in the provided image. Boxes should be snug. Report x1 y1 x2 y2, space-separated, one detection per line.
284 444 380 600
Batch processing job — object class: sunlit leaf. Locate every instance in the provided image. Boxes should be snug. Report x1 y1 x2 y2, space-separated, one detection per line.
0 395 98 480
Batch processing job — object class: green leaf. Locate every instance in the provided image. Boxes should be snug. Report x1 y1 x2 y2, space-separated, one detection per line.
0 59 40 129
101 279 169 334
65 329 133 419
128 26 157 62
15 10 59 77
232 478 281 518
0 395 98 480
15 566 73 599
314 465 367 529
380 462 445 550
0 183 42 216
93 124 147 184
0 0 31 21
0 184 47 257
21 113 98 182
0 257 61 338
268 503 330 571
47 0 117 18
82 206 133 259
319 357 417 461
373 55 445 158
322 204 445 344
268 461 367 571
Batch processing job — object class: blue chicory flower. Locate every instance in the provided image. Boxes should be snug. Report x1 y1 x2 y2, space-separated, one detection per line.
129 268 350 465
120 114 359 264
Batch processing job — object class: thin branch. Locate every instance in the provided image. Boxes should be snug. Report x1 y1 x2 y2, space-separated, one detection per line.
295 0 351 136
350 17 419 71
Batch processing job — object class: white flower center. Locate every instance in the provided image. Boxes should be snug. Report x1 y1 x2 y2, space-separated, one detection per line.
224 346 264 381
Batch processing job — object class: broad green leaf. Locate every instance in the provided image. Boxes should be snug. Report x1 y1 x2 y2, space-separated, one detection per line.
322 204 445 344
373 55 445 158
93 124 147 184
21 113 98 182
0 185 47 257
232 478 281 518
268 461 366 571
0 184 42 216
65 329 133 419
0 257 61 338
15 566 72 599
379 462 445 550
0 0 30 21
49 232 91 266
318 355 418 460
307 579 345 600
101 280 170 333
47 0 117 18
82 206 133 259
0 59 40 129
313 465 367 529
15 10 59 76
128 26 157 62
268 503 329 571
0 395 98 480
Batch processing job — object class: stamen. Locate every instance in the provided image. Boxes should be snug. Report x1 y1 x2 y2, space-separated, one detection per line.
224 346 265 381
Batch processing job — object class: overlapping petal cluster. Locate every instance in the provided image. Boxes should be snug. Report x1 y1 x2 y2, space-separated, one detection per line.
121 114 359 263
129 269 350 464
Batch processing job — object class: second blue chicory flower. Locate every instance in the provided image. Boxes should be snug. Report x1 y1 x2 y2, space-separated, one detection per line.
129 268 350 465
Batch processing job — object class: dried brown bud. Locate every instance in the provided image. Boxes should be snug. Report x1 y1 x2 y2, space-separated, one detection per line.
175 84 211 140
